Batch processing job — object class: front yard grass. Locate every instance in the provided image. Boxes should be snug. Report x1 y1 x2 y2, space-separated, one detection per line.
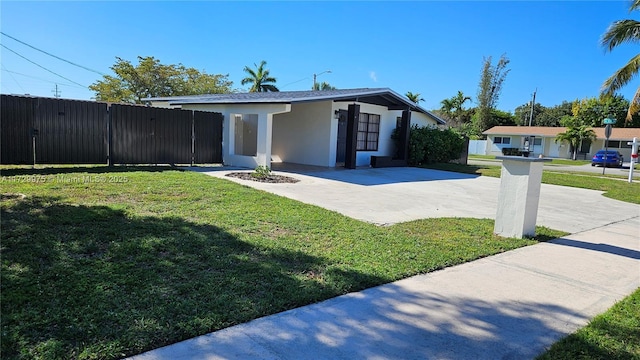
537 288 640 360
0 167 565 360
422 163 640 204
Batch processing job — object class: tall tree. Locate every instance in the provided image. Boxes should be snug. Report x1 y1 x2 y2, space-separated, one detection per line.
313 82 336 91
476 54 510 133
405 91 424 104
241 60 279 92
89 56 233 104
601 0 640 124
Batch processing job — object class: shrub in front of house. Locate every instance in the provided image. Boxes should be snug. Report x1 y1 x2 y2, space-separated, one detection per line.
402 125 465 165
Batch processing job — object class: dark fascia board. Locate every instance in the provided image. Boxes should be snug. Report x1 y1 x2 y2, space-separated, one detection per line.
144 88 446 125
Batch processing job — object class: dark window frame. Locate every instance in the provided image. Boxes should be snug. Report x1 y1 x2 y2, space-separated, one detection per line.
607 140 621 148
357 113 380 151
494 136 511 145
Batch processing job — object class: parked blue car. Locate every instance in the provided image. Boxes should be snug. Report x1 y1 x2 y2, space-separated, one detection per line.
591 150 624 167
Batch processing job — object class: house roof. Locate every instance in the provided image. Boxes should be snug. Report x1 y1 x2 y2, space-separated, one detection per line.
144 88 446 124
483 126 640 141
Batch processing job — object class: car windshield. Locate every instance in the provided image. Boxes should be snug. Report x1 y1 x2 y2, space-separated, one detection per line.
596 151 619 155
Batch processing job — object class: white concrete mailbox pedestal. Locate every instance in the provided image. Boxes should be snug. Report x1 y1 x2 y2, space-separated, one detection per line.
494 156 552 238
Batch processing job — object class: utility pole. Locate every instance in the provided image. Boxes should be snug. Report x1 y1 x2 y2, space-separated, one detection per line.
52 84 61 98
312 70 331 90
528 88 537 126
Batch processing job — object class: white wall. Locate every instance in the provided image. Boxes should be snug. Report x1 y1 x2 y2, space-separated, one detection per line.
177 101 441 168
411 112 439 128
181 103 290 168
272 101 334 167
486 135 516 155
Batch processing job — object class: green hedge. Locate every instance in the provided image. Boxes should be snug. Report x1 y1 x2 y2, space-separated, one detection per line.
401 125 465 165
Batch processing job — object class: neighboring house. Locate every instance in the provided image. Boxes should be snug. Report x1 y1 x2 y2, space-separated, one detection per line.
146 88 445 169
483 126 640 160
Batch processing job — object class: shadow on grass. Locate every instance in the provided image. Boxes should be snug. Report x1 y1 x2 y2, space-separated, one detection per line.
0 165 180 177
0 196 384 359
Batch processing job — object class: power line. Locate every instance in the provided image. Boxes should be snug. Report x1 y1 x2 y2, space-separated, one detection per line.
281 77 309 89
1 32 105 76
1 44 87 88
1 68 85 88
0 64 26 93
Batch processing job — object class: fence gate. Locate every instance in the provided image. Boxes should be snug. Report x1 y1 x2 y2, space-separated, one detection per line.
110 104 193 164
194 111 223 164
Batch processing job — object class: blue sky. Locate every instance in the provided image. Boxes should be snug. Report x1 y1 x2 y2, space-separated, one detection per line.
1 1 637 112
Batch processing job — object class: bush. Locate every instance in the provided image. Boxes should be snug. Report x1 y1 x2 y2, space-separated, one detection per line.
251 165 272 179
402 125 465 165
501 147 528 156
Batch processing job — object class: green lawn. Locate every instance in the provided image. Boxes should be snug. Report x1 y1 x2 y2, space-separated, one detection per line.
0 167 565 360
422 163 640 204
537 288 640 360
468 154 599 166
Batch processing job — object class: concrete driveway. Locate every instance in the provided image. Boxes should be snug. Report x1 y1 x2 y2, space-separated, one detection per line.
192 166 639 234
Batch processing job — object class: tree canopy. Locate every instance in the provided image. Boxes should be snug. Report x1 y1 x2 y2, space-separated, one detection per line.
89 56 233 104
314 82 336 91
241 60 279 92
513 101 573 127
571 95 633 127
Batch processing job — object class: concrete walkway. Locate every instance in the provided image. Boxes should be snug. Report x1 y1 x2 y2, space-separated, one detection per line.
131 167 640 360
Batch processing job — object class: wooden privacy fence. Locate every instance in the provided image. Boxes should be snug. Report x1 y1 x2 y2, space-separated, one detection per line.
1 95 223 165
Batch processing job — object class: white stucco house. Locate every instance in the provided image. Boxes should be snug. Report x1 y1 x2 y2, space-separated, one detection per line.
146 88 445 169
483 126 640 159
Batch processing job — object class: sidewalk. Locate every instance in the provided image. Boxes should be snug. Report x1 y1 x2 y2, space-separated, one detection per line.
131 216 640 360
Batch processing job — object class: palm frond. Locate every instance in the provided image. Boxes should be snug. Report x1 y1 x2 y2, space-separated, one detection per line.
630 0 640 12
262 84 279 92
601 53 640 94
627 85 640 122
601 20 640 51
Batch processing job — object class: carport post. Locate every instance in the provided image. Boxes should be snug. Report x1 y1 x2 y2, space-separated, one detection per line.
494 156 551 238
397 110 411 161
345 104 360 169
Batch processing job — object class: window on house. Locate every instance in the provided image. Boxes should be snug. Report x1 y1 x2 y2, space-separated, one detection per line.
607 140 621 148
533 138 542 146
357 113 380 151
494 136 511 145
621 141 632 149
233 114 258 156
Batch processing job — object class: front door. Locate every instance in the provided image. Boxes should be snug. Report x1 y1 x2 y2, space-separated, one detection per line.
336 110 348 164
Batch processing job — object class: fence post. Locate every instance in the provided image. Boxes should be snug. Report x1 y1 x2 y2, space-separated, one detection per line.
191 110 195 166
107 105 113 166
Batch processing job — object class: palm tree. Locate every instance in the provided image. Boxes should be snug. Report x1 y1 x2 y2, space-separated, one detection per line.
440 91 472 124
601 0 640 123
313 82 336 91
241 60 279 92
555 125 597 160
405 91 424 104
